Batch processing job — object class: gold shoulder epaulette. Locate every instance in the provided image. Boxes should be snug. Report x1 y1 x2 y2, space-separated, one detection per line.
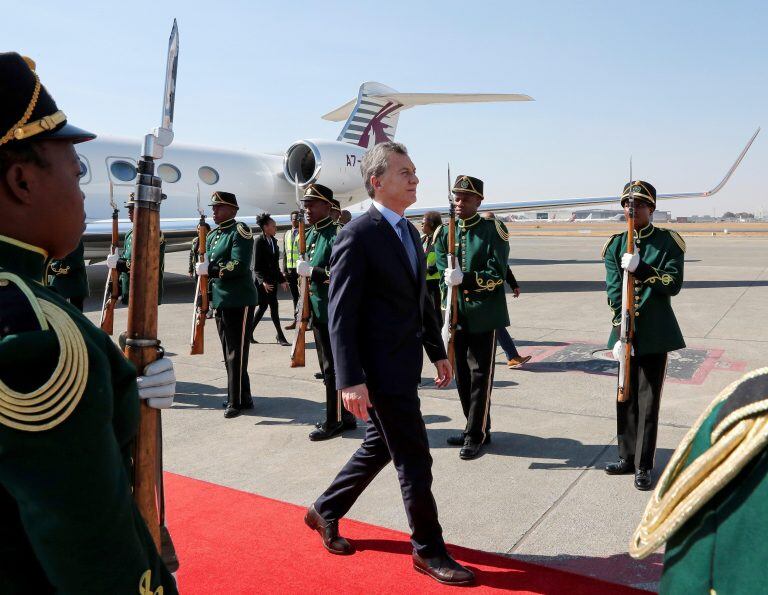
630 367 768 560
601 233 622 259
493 218 509 242
665 228 686 253
431 224 444 244
237 222 253 239
0 273 88 432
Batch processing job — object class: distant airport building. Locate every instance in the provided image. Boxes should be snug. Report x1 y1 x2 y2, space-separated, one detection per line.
505 208 671 222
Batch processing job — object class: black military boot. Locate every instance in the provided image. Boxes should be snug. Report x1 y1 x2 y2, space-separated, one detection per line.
309 422 345 441
605 458 635 475
634 468 653 490
224 405 241 419
459 437 484 460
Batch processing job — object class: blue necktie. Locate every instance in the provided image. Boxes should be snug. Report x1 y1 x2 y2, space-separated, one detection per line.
396 218 418 276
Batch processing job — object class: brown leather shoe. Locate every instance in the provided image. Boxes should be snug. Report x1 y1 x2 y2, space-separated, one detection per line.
413 551 475 585
508 355 532 368
284 321 297 330
304 505 354 555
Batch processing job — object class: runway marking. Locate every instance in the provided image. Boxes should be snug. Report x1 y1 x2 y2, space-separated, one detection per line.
509 341 746 385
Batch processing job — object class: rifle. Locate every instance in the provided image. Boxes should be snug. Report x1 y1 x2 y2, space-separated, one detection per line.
99 182 119 334
124 20 179 557
290 176 310 368
441 165 459 369
616 162 635 403
190 184 209 355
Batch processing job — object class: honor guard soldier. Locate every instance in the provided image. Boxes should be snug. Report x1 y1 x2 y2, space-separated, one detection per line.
630 368 768 593
47 238 89 312
105 192 166 305
435 175 510 460
297 185 357 440
195 191 258 418
0 52 177 593
603 180 686 490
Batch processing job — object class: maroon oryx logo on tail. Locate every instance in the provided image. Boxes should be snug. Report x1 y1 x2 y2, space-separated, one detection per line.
356 101 403 148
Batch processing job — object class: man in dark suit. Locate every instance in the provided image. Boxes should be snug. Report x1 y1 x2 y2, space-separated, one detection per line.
304 142 474 586
251 212 290 346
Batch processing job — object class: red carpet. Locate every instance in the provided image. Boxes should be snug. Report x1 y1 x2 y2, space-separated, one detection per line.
165 473 648 594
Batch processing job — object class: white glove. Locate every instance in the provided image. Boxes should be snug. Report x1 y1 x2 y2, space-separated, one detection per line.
296 259 312 278
194 254 209 277
444 267 464 287
106 251 120 269
612 340 634 360
621 252 640 272
137 358 176 409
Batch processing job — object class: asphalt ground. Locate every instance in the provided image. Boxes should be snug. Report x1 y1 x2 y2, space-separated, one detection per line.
82 232 768 592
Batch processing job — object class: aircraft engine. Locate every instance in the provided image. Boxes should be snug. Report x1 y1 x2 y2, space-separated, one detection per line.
283 139 367 194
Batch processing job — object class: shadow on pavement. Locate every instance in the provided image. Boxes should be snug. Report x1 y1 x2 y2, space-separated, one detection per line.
511 551 664 591
352 537 658 592
427 428 674 473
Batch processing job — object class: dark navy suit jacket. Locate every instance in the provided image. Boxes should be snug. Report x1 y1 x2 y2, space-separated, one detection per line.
328 204 447 394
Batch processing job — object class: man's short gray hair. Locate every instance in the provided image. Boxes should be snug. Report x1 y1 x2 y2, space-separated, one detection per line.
360 141 408 199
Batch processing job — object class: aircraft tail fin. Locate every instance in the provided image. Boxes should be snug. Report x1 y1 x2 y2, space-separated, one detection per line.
323 81 533 147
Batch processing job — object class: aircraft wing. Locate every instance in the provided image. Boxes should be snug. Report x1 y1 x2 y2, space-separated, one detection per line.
404 127 760 220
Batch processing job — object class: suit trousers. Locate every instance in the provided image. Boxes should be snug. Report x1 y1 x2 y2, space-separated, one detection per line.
313 321 354 427
215 305 255 408
496 327 520 360
616 352 668 470
314 388 446 557
454 329 496 442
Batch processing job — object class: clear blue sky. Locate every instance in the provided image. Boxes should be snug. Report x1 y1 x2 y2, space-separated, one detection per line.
5 0 767 216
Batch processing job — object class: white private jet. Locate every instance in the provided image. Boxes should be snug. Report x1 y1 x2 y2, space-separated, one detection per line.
79 81 533 258
78 80 759 259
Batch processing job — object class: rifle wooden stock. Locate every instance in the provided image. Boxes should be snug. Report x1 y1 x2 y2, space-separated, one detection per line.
125 163 163 549
190 218 209 355
99 209 120 335
291 217 310 368
616 200 635 403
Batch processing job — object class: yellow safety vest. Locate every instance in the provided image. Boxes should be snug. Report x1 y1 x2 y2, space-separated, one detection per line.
284 228 299 269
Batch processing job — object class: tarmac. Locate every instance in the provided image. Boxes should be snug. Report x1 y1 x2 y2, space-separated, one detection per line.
81 230 768 592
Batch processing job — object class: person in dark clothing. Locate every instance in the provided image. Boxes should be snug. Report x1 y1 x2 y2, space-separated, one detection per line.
251 213 289 345
496 266 530 367
420 211 443 325
282 211 301 330
481 212 530 369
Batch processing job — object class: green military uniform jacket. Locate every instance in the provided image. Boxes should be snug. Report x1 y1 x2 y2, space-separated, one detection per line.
116 229 166 305
306 217 339 325
206 218 258 309
603 224 686 356
630 368 768 594
435 214 510 333
47 239 89 299
0 235 176 595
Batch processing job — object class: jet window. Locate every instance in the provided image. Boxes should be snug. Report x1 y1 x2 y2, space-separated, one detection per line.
158 163 181 183
110 160 137 182
77 154 91 184
198 166 219 185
